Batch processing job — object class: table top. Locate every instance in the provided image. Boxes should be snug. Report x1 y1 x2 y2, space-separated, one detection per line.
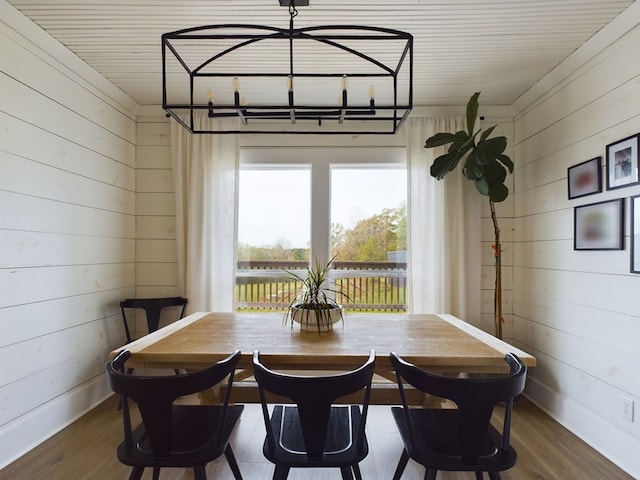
115 312 536 374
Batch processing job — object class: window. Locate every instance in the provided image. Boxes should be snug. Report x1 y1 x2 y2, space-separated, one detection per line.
330 166 406 262
238 165 310 262
236 148 407 312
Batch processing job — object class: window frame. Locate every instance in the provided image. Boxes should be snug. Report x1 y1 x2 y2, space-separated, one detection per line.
239 147 406 266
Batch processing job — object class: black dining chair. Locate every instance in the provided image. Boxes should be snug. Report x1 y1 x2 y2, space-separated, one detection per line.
106 349 244 480
120 296 188 343
390 352 527 480
252 349 376 480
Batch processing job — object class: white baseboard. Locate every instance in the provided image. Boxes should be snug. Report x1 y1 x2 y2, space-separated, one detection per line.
0 374 111 470
525 377 639 479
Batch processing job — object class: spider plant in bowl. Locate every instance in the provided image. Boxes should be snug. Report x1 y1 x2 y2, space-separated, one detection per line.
282 255 348 333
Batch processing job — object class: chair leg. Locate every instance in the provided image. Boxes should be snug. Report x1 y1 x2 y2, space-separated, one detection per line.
128 466 144 480
272 465 290 480
424 469 437 480
352 463 363 480
224 445 243 480
475 472 485 480
340 466 354 480
392 449 410 480
194 465 207 480
152 467 160 480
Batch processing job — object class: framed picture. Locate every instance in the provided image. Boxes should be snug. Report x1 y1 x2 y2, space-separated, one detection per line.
632 195 640 273
574 198 624 250
568 157 602 199
606 134 639 190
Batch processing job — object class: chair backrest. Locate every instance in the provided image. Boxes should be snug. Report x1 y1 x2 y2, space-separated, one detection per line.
120 297 188 341
106 349 240 457
390 352 527 458
252 349 376 460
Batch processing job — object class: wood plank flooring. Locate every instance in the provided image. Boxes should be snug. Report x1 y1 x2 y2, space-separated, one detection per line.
0 395 632 480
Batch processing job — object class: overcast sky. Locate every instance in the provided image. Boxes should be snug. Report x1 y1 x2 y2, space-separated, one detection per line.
238 167 406 248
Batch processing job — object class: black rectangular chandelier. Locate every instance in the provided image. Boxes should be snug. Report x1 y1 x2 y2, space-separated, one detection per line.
162 0 413 135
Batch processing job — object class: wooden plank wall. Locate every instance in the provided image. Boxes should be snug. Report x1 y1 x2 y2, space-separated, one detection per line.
135 112 183 311
511 8 640 478
0 4 136 468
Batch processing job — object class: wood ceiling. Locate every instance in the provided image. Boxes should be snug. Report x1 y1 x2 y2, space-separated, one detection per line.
6 0 635 108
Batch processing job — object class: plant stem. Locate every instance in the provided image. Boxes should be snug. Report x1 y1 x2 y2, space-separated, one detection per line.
490 199 503 339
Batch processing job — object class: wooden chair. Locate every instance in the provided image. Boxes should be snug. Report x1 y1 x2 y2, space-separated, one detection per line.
252 349 376 480
106 349 244 480
390 352 527 480
119 296 187 343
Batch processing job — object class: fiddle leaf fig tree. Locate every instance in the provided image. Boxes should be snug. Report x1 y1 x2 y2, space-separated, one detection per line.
424 92 512 339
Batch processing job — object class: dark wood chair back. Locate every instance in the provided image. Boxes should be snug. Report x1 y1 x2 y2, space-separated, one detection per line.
252 349 375 462
119 296 187 342
392 352 526 457
390 352 527 479
106 349 244 480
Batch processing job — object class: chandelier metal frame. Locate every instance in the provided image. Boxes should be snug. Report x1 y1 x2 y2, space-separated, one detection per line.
161 0 413 134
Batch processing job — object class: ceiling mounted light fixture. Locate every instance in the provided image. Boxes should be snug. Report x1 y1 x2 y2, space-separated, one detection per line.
161 0 413 134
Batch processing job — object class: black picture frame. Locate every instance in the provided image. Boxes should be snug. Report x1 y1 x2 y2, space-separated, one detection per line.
606 134 639 191
574 198 624 251
568 157 602 199
632 195 640 273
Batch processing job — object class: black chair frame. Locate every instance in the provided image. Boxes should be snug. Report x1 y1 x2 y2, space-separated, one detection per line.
390 352 527 480
106 349 244 480
252 349 376 480
120 296 187 343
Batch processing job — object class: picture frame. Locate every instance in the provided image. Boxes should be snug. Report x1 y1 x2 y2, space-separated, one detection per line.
568 157 602 199
632 195 640 273
606 134 639 190
574 198 624 250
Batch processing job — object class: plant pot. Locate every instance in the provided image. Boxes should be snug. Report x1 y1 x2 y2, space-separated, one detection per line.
291 304 343 332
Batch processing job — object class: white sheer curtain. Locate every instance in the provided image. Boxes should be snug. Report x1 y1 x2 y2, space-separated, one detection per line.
171 115 239 313
405 116 481 321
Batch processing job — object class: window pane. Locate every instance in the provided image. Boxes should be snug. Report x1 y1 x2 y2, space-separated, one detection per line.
237 166 310 261
330 166 408 313
330 166 407 262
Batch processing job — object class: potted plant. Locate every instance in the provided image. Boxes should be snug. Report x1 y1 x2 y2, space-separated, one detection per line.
424 92 513 339
282 255 347 333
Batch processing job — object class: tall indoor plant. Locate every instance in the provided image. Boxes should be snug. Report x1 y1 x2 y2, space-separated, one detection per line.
424 92 513 339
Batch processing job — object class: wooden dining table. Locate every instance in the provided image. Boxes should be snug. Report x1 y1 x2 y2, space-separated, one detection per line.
113 311 536 404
